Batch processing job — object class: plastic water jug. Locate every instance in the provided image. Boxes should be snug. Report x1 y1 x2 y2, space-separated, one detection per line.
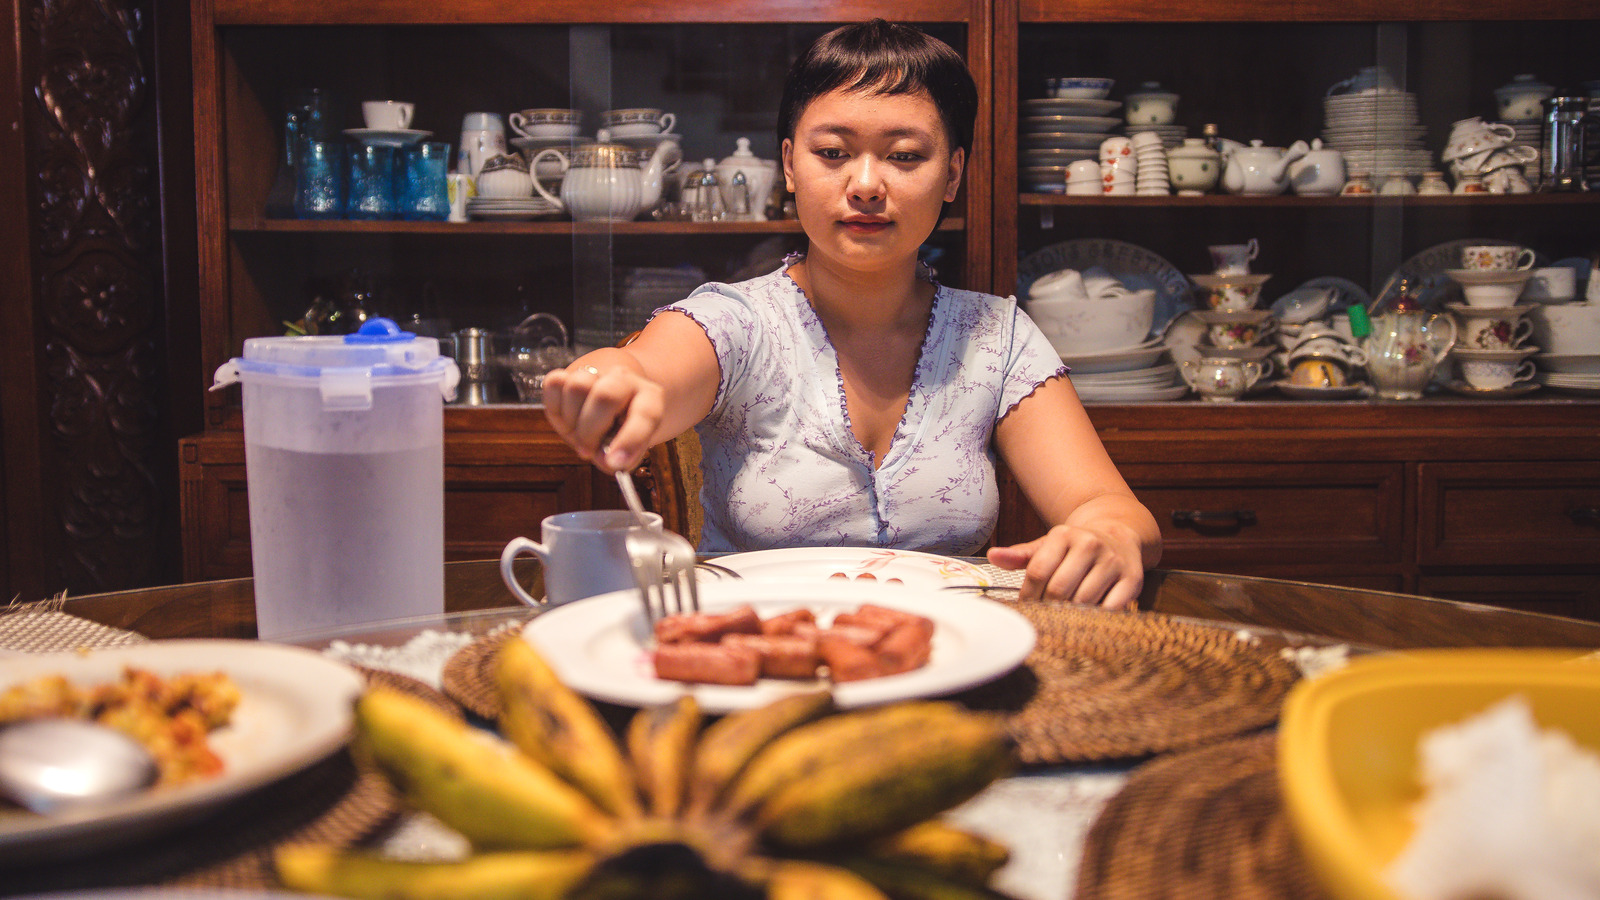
212 318 460 639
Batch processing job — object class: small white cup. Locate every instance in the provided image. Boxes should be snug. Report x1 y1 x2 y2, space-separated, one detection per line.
1099 136 1134 162
1458 356 1537 390
1524 266 1577 302
1458 312 1534 350
1461 244 1536 271
500 509 663 606
362 100 414 131
601 108 676 137
1208 240 1259 275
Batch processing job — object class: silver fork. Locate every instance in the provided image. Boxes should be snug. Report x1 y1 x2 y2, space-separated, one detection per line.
615 469 700 624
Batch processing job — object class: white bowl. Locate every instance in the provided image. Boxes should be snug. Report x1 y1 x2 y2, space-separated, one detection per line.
1052 77 1114 100
1028 289 1156 355
1529 303 1600 354
1446 269 1533 308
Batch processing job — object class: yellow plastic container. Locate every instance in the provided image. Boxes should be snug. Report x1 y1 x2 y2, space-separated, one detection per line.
1277 648 1600 900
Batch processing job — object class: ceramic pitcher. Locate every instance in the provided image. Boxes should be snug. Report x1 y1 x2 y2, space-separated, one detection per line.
1362 306 1457 399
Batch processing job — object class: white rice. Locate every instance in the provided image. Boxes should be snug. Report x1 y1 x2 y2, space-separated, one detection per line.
1385 694 1600 900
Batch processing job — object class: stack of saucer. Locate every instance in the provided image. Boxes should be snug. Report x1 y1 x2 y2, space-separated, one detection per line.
1130 131 1170 195
1021 96 1123 193
1322 88 1429 178
1129 124 1187 149
466 196 562 220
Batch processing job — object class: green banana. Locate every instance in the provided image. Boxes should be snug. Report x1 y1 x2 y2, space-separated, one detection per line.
626 695 702 817
356 689 613 850
858 820 1010 886
755 711 1016 850
723 701 969 819
496 635 642 819
686 688 836 815
273 845 595 900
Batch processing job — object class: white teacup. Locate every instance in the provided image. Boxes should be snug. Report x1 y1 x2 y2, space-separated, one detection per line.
362 100 414 131
1457 355 1537 391
500 509 663 606
1180 357 1267 402
1207 317 1278 349
1461 244 1536 271
1443 117 1516 161
1457 310 1534 350
510 108 581 139
600 108 675 138
1208 239 1259 276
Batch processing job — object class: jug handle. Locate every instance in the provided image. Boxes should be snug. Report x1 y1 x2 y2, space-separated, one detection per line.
210 360 242 391
530 149 568 208
1430 314 1458 363
500 537 551 607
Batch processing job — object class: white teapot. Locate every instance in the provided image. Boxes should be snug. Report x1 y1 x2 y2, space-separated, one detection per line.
1222 139 1310 195
531 130 682 222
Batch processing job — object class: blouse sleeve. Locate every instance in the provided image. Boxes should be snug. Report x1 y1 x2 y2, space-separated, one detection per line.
655 283 761 418
999 298 1071 420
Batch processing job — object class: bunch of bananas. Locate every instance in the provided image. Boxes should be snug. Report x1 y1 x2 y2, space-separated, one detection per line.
275 637 1019 900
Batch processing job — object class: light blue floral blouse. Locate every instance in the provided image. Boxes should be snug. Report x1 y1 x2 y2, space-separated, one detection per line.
660 260 1067 555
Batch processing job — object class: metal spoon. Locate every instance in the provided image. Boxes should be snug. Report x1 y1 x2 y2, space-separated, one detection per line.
0 719 159 814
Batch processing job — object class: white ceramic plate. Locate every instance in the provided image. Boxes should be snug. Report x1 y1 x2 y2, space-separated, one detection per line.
520 581 1036 713
1535 352 1600 374
1075 382 1189 403
1022 97 1122 116
1054 341 1170 374
0 641 364 862
1017 239 1192 338
341 128 431 147
1021 132 1108 150
1070 361 1179 386
704 547 991 588
1022 115 1122 133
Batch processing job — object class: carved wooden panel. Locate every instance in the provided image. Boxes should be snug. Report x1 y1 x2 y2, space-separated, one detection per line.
22 0 168 593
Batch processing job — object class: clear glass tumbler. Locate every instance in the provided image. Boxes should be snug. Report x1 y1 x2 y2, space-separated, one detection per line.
293 138 345 219
399 141 452 220
346 143 398 219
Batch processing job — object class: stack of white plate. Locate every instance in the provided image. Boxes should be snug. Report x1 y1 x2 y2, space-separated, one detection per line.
466 197 562 220
1538 371 1600 395
1128 124 1187 149
1059 339 1185 402
1322 89 1430 178
1020 97 1122 192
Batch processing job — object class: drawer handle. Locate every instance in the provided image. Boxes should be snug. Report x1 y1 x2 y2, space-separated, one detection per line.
1571 507 1600 526
1171 509 1258 530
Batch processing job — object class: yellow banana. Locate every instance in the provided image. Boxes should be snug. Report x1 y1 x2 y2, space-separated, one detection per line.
858 820 1010 886
723 701 969 819
841 858 1015 900
356 689 613 850
765 860 892 900
496 635 641 819
273 845 594 900
566 818 763 900
755 711 1016 850
626 695 702 817
686 688 835 814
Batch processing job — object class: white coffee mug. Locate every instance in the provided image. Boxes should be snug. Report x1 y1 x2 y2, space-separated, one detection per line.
500 509 663 606
363 100 414 131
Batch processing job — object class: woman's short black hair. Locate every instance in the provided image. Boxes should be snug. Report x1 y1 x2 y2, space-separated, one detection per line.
778 19 978 159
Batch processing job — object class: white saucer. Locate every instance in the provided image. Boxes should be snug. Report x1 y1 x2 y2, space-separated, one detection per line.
1446 379 1540 397
511 135 588 154
1023 115 1122 133
610 132 682 149
1056 341 1169 374
342 128 432 147
1023 98 1122 116
1075 382 1189 403
1534 352 1600 375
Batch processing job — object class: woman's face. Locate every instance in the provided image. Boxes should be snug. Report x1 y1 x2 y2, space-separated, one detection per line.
782 86 964 276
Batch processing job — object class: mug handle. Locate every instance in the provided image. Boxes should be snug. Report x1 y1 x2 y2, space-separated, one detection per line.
1256 357 1277 381
1430 315 1458 363
1514 248 1537 270
1242 361 1264 388
500 537 550 607
1514 359 1538 383
1178 358 1199 388
1488 122 1517 140
509 112 531 138
657 112 676 134
1513 317 1536 345
529 149 568 208
1245 238 1260 260
397 106 414 130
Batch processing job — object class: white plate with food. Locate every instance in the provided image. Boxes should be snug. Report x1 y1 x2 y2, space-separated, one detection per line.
0 640 364 861
702 547 991 588
522 581 1036 714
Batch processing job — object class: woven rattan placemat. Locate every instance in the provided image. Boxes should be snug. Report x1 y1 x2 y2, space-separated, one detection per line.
443 601 1297 767
955 602 1300 764
1074 731 1329 900
2 669 454 892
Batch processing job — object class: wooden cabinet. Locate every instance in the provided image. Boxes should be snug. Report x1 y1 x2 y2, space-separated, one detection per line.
183 0 1600 619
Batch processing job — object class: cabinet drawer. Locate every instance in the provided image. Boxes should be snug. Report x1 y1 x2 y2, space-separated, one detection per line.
1121 462 1406 568
1418 461 1600 567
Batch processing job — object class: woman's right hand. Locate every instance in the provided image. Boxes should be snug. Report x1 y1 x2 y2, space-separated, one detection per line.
541 349 665 473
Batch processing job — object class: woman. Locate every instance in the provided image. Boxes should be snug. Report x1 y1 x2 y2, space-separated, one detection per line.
544 20 1160 608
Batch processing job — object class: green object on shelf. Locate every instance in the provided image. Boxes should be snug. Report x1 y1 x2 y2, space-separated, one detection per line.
1347 302 1372 339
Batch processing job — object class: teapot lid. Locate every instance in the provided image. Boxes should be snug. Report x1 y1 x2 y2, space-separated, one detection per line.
573 131 639 168
1495 73 1553 99
718 137 761 168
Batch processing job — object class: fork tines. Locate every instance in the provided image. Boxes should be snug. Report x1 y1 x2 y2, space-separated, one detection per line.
628 532 700 625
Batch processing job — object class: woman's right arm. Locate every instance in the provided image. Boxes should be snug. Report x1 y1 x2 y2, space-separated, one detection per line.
541 310 721 473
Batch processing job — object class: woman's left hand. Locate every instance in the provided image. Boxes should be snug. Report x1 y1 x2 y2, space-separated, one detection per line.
986 519 1147 609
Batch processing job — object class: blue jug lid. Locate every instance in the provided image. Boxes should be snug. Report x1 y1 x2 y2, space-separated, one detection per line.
344 317 417 344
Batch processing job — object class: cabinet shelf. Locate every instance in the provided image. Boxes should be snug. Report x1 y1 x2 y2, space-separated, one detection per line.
1019 193 1600 208
228 218 966 235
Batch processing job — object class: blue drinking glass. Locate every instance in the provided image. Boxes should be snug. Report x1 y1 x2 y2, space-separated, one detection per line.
294 138 345 219
346 143 398 220
398 142 452 221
